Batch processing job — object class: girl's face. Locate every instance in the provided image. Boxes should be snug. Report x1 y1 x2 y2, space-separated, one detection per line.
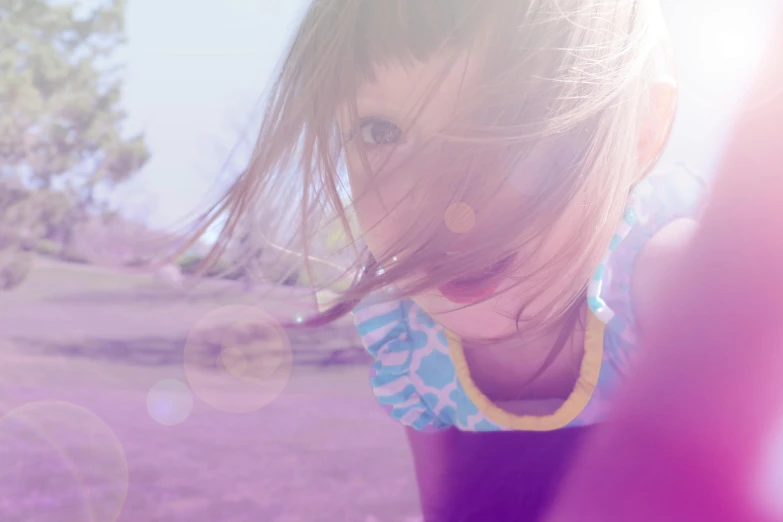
340 52 610 341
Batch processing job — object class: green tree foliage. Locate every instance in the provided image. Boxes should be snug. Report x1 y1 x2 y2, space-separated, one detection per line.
0 0 149 191
0 0 150 289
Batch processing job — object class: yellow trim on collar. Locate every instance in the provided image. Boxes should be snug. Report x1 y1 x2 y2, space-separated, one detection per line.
446 311 605 431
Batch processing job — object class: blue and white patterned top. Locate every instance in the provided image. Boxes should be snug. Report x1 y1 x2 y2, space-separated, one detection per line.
349 167 707 432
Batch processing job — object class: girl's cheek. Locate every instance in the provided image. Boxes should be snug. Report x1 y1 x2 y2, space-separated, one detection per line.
359 205 413 260
347 151 418 219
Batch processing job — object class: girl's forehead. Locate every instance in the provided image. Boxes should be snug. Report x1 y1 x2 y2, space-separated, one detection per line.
353 50 483 128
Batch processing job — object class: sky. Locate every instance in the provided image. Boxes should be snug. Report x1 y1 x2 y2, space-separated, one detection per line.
111 0 782 235
112 0 309 232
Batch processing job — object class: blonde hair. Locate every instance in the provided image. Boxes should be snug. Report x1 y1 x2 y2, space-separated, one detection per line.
185 0 674 332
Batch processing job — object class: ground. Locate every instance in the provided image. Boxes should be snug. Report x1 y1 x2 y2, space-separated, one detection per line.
0 258 420 522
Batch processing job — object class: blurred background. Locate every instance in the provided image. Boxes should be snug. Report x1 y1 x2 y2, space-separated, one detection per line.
0 1 782 521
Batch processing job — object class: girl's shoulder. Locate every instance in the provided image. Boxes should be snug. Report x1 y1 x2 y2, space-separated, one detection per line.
632 216 699 334
629 165 708 334
595 163 709 358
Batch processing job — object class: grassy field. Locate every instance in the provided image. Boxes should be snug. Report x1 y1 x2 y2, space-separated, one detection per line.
0 258 420 522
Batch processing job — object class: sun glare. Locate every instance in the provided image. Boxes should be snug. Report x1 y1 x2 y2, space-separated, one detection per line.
703 11 762 68
679 4 770 107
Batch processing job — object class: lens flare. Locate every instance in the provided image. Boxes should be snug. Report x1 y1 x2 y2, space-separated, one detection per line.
0 401 128 522
676 3 780 111
146 379 194 426
444 202 476 234
183 304 293 414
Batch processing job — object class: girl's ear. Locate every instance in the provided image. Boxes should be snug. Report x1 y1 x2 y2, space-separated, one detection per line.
638 75 678 177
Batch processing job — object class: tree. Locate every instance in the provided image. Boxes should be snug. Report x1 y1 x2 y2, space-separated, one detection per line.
0 0 150 194
0 175 68 289
0 0 150 289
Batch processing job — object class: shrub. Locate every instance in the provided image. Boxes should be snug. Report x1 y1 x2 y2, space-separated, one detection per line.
176 255 203 275
175 255 246 281
282 271 300 286
34 239 62 258
0 248 34 291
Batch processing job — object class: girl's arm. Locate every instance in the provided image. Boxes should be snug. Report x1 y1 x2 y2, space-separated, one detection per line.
546 14 783 522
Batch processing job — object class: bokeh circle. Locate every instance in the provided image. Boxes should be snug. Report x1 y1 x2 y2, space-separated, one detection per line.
0 401 129 522
146 379 194 426
183 305 293 414
444 202 476 234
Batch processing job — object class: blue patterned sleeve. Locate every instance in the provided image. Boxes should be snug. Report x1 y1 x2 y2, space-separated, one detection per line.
352 296 453 432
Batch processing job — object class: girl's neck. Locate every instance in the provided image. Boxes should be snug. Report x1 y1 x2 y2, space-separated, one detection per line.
460 302 587 402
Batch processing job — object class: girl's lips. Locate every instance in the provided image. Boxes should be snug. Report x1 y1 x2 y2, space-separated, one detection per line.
436 254 516 304
438 281 500 304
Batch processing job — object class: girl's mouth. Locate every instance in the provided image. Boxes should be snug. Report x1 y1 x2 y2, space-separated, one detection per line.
436 253 517 304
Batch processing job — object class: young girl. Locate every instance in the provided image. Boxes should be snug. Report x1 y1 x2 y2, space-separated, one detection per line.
194 0 707 519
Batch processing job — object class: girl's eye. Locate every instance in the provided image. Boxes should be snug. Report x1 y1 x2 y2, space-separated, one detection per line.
359 119 403 146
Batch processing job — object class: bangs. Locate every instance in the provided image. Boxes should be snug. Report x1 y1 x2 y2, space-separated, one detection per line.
351 0 490 83
345 0 590 144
